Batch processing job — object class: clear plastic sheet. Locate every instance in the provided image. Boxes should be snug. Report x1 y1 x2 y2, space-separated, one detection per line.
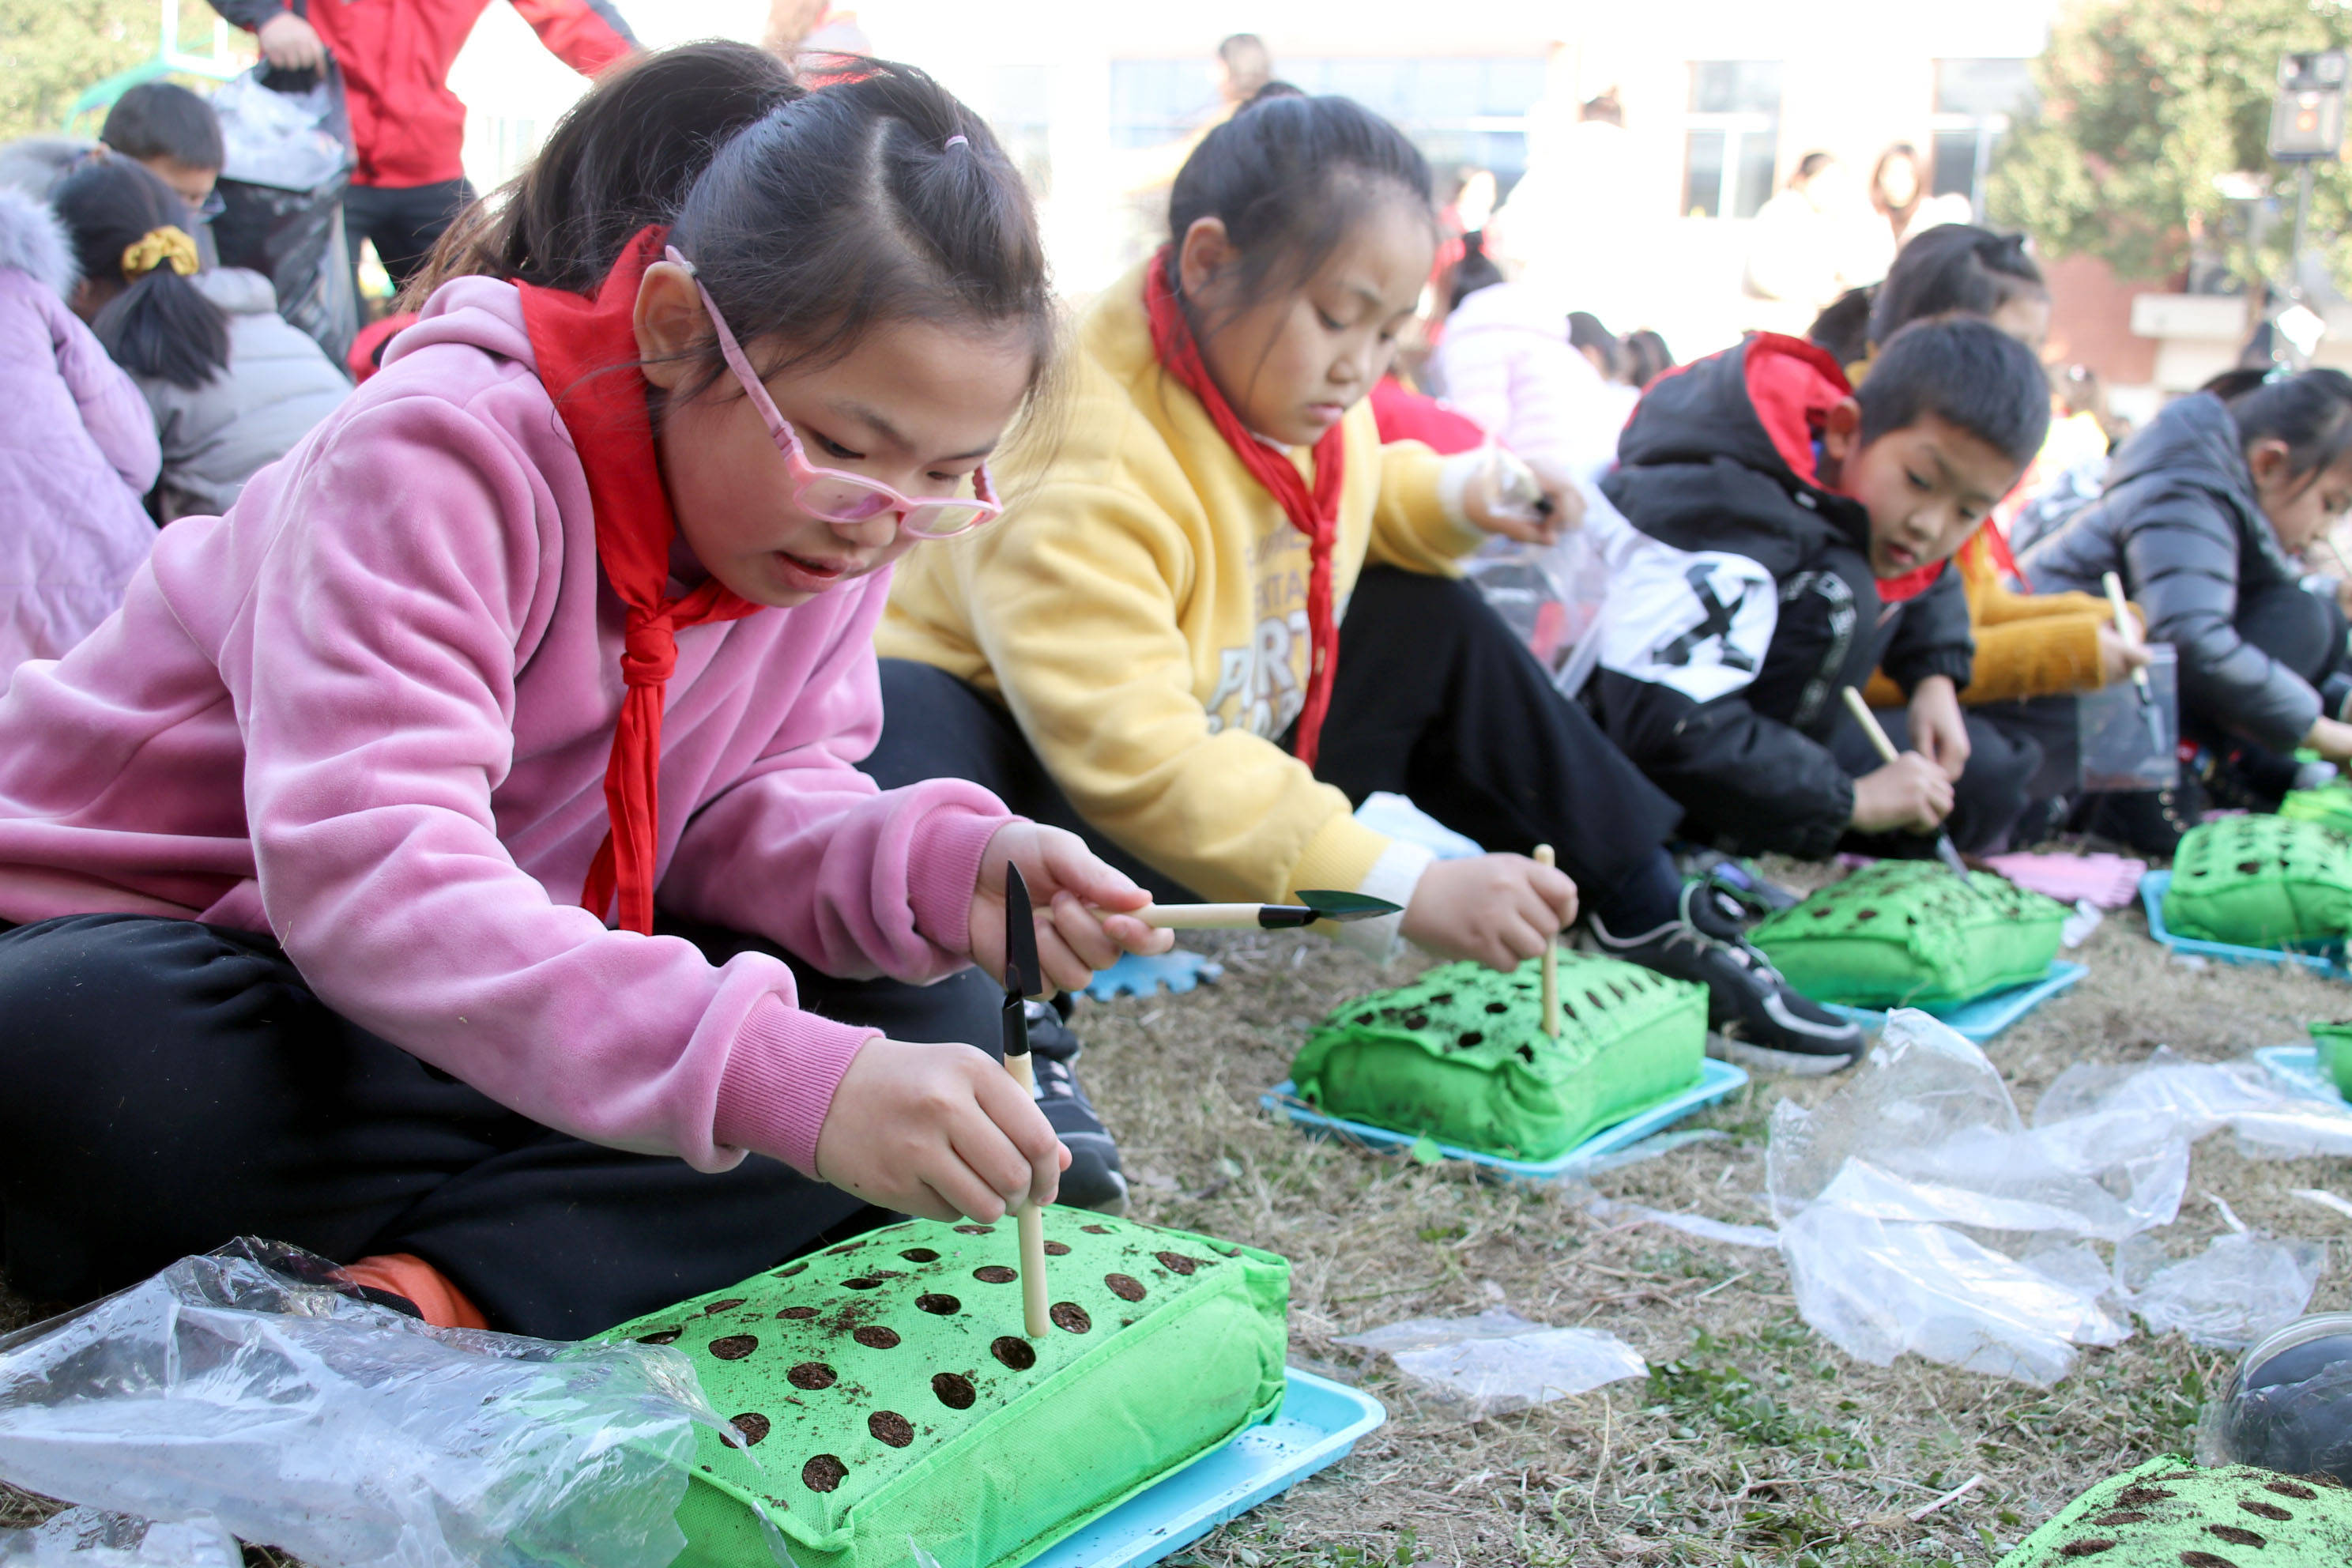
0 1240 722 1568
2120 1233 2325 1348
2199 1313 2352 1483
1334 1307 1647 1417
0 1510 240 1568
1768 1012 2346 1384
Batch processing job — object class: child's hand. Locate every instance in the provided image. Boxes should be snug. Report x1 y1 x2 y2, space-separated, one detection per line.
1851 754 1955 833
814 1038 1069 1223
1400 853 1577 971
968 823 1171 994
2308 715 2352 764
1466 450 1585 545
257 11 326 70
2095 623 2152 686
1906 676 1970 782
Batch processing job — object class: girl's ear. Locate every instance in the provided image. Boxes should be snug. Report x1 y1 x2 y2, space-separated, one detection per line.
2247 435 2295 491
633 261 709 390
1176 215 1238 303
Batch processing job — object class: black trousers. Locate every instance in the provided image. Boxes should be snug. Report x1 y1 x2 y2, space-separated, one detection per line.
0 912 998 1340
342 177 474 289
864 566 1683 904
1828 703 2045 856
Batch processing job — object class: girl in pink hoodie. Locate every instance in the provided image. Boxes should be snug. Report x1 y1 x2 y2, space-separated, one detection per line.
0 45 1167 1338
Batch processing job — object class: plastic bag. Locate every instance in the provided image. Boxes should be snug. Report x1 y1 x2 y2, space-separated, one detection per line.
1461 470 1626 675
1777 1200 2128 1386
0 1510 240 1568
2199 1312 2352 1483
2120 1232 2324 1348
2034 1046 2352 1163
0 1239 717 1568
1766 1010 2184 1242
1335 1307 1646 1417
209 66 357 364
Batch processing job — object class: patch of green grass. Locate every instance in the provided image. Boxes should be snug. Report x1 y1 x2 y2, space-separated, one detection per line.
1181 1523 1420 1568
1648 1328 1872 1470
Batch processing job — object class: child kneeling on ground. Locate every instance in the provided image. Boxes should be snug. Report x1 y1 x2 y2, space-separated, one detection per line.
875 92 1863 1089
0 46 1167 1341
1589 317 2050 862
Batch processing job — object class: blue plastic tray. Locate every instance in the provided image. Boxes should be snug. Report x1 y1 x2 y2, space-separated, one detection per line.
1821 960 2088 1043
1258 1057 1750 1183
1081 948 1226 1001
1027 1367 1385 1568
2256 1043 2350 1104
2139 869 2346 978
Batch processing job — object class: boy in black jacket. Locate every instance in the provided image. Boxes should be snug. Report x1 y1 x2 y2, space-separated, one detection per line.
1589 318 2051 862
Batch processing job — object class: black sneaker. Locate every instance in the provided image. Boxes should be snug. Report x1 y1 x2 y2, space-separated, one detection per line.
1023 1000 1129 1215
1589 882 1866 1076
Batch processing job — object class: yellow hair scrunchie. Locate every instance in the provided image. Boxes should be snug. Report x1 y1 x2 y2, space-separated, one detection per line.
120 226 199 281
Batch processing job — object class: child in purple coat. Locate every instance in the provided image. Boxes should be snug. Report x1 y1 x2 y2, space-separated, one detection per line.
0 187 158 677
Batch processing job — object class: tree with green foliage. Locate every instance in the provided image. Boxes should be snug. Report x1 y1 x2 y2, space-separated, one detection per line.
0 0 160 143
1988 0 2352 292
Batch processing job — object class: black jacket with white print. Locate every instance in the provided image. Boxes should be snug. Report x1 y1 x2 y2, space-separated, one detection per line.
1591 334 1974 859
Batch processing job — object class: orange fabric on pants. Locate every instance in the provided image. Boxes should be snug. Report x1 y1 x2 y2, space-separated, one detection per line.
343 1253 490 1330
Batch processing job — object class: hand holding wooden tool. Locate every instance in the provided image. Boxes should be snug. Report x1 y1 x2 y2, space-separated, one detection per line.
998 865 1052 1340
1133 889 1401 929
1841 686 1971 880
2101 571 2167 754
1534 844 1562 1040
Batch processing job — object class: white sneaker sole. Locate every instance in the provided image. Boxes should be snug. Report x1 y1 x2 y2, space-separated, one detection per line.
1706 1031 1864 1078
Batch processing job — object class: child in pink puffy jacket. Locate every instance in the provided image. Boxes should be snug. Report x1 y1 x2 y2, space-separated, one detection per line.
0 187 158 679
0 47 1166 1338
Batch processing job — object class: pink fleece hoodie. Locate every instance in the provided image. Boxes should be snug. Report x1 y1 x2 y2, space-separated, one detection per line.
0 274 1012 1176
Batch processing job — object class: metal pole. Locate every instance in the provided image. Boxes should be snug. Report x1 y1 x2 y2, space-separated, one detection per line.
2294 161 2316 300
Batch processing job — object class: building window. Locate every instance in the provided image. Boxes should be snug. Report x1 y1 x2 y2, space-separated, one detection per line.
1683 61 1782 219
1106 55 1547 193
1932 58 2036 219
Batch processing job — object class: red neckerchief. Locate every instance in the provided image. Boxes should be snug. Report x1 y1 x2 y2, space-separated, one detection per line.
518 225 761 934
1144 251 1345 767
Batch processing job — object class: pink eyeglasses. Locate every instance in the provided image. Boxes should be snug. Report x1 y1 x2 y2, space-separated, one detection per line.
667 245 1002 539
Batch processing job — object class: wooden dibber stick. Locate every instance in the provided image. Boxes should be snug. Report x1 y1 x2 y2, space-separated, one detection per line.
1839 686 1972 880
998 865 1053 1339
1001 1051 1053 1340
2102 570 2167 754
1533 844 1561 1040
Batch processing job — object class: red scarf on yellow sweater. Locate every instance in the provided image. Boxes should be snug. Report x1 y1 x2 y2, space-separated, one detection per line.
1143 251 1346 767
518 226 761 934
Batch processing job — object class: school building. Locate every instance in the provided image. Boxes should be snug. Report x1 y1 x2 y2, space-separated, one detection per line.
447 0 2257 420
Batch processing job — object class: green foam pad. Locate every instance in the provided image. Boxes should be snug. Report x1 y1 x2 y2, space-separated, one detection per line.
2163 816 2352 950
2283 782 2352 835
1746 860 2067 1008
1996 1457 2352 1566
2311 1020 2352 1098
1288 951 1706 1162
591 1214 1290 1568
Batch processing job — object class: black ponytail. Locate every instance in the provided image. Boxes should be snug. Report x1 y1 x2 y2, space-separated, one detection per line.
51 155 228 390
1867 224 2044 350
1166 92 1434 320
405 40 802 305
2205 366 2352 485
1446 229 1503 311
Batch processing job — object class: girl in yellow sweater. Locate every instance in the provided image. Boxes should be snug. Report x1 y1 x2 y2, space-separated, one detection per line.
873 92 1863 1182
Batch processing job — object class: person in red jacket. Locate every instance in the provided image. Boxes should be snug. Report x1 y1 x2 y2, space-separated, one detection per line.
209 1 636 289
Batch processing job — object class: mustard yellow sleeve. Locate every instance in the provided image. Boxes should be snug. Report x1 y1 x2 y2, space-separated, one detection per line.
1964 614 2109 704
1978 576 2118 628
953 477 1393 904
1366 440 1485 575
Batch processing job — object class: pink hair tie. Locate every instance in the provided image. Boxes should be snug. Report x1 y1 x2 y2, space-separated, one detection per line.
944 134 970 149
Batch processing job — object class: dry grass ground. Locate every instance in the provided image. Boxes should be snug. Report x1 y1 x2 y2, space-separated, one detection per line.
6 862 2352 1567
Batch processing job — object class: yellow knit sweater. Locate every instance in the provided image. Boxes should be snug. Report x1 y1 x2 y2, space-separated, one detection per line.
879 264 1483 904
1864 527 2120 708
